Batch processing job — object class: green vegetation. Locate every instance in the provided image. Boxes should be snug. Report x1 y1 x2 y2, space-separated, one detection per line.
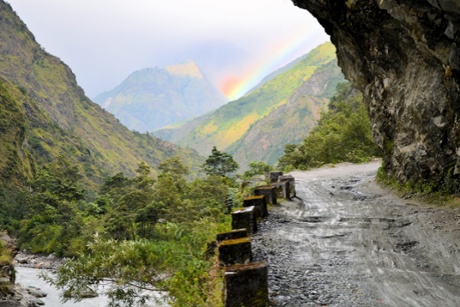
242 161 273 179
154 42 344 167
18 156 85 256
278 82 380 171
0 0 203 191
0 240 11 264
0 2 214 301
202 146 239 178
12 154 236 306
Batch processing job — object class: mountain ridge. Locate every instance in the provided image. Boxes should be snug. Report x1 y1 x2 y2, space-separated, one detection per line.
154 42 345 168
0 0 203 187
93 60 227 132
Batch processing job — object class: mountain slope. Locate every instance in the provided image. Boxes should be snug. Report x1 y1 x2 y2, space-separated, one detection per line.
154 42 344 167
0 0 202 187
228 60 344 165
93 61 227 132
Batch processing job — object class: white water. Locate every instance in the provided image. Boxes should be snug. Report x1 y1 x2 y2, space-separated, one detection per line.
15 266 108 306
15 266 169 306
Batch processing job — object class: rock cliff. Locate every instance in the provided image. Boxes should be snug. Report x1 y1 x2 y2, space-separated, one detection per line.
293 0 460 189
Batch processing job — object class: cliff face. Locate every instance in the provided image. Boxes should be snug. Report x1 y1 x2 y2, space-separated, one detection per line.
293 0 460 188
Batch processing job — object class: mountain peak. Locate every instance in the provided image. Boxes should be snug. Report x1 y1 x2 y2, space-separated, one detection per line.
93 60 227 132
165 60 203 79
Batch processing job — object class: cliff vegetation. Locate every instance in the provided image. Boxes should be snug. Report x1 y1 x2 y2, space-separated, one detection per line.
278 82 379 171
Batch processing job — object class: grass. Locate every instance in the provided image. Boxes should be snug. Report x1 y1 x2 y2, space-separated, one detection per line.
0 241 12 264
376 166 460 209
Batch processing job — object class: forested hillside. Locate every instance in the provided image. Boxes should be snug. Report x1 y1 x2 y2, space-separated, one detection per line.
0 0 202 190
154 42 344 167
0 2 210 303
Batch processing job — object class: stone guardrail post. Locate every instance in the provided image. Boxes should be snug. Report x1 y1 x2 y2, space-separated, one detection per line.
223 262 269 307
254 186 277 205
243 195 268 219
279 175 296 198
216 229 248 243
270 181 290 200
269 171 283 183
218 237 252 267
231 206 257 234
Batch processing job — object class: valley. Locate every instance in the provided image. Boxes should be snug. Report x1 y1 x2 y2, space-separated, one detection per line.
1 0 460 306
154 42 344 167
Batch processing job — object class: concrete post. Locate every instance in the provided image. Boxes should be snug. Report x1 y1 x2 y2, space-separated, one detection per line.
279 175 296 198
269 171 283 183
254 186 277 205
231 206 257 234
243 195 268 218
223 262 269 307
217 229 248 243
218 237 252 266
270 181 290 200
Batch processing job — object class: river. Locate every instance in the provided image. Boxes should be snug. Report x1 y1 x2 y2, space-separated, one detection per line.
15 267 168 306
15 266 108 306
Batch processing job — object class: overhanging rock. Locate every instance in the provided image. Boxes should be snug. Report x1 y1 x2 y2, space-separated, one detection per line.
293 0 460 189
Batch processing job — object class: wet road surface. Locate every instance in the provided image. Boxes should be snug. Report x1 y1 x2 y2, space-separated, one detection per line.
252 161 460 306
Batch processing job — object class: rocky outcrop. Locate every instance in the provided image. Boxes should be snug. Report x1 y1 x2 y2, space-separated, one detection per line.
293 0 460 189
1 284 47 307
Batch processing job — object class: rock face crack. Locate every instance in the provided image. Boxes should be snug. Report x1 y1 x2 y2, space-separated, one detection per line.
292 0 460 188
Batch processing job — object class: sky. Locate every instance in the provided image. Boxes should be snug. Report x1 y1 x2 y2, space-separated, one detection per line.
6 0 329 100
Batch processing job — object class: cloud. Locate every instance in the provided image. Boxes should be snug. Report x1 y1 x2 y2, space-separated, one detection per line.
6 0 328 98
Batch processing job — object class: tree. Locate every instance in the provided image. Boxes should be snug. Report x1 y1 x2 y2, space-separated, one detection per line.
43 157 233 306
102 162 157 240
277 82 379 171
158 156 189 180
18 156 85 256
242 161 273 179
202 146 239 177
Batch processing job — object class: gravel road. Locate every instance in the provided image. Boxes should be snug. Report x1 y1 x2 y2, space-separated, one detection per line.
252 161 460 307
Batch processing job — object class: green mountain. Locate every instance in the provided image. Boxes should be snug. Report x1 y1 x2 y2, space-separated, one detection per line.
93 61 227 132
0 0 202 188
154 42 344 168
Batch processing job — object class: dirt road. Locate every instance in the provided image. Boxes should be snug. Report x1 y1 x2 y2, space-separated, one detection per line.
252 161 460 306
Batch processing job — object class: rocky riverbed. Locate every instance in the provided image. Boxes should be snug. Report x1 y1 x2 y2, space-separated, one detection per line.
252 161 460 306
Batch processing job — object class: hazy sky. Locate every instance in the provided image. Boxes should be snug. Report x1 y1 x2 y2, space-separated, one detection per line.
6 0 329 100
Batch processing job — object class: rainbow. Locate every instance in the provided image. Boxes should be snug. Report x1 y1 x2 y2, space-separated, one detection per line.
221 28 328 101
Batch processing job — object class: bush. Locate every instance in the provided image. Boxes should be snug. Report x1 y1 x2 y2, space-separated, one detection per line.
278 82 380 171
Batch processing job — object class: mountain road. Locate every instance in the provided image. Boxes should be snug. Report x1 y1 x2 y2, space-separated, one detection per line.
252 161 460 306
